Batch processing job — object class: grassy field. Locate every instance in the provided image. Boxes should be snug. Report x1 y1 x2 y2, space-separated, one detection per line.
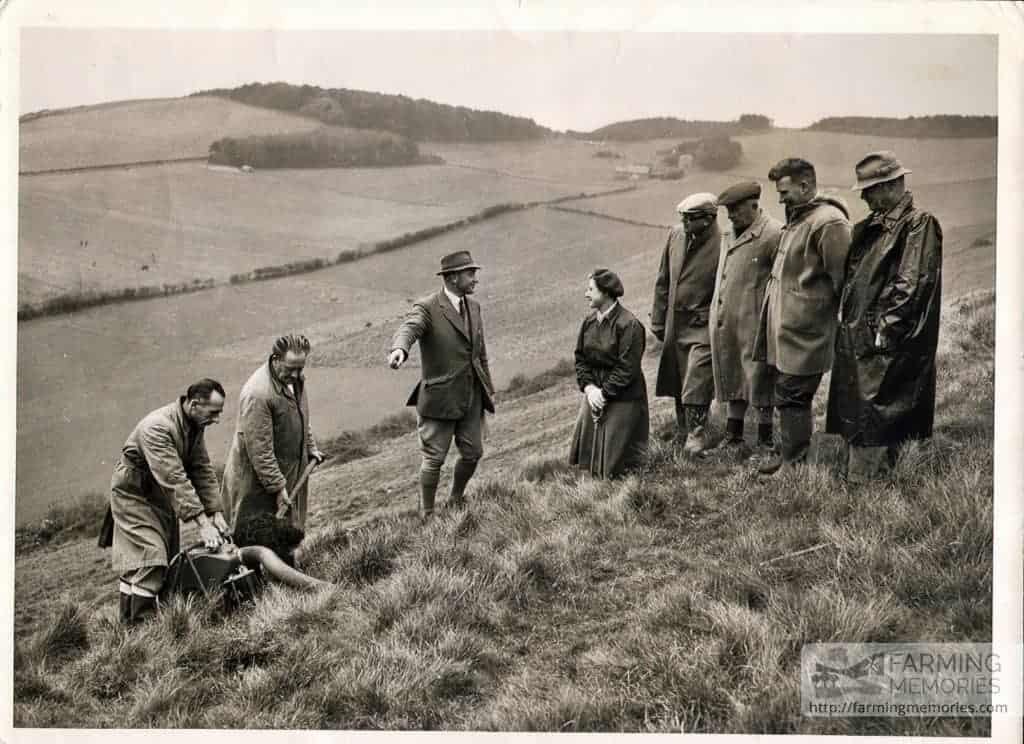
16 125 998 523
18 160 613 309
15 208 664 523
18 96 327 172
13 291 996 735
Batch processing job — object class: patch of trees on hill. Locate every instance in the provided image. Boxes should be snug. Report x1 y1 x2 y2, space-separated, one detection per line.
192 82 550 142
569 113 772 142
208 128 424 169
807 115 997 138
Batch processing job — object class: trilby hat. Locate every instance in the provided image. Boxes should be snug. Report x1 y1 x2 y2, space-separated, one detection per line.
436 250 482 275
851 151 912 191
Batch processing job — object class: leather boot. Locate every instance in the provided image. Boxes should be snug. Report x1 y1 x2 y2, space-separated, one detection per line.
120 593 158 626
419 470 440 519
683 405 711 456
714 417 744 449
780 406 813 465
448 459 477 509
672 397 688 441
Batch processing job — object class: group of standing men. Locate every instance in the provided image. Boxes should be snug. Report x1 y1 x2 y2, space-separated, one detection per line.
103 149 943 625
653 151 943 480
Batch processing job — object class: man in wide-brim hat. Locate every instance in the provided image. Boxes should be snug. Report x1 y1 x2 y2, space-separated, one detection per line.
650 192 722 455
388 250 496 518
825 151 943 483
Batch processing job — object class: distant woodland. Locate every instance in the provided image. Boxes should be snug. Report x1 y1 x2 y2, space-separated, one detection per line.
569 114 772 142
208 128 427 169
807 115 997 138
193 82 550 142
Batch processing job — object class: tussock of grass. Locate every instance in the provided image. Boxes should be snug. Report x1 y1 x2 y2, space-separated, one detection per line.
14 292 996 734
504 358 576 400
16 491 109 555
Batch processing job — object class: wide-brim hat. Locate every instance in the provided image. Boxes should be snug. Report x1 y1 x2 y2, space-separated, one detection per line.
851 151 912 191
436 250 483 275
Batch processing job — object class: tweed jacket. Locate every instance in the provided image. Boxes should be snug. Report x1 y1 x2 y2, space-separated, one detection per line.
391 290 495 420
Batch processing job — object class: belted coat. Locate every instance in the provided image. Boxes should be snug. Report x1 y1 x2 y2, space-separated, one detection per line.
826 192 943 446
752 195 852 375
709 210 782 405
391 290 496 420
222 360 319 530
651 222 721 398
109 399 221 575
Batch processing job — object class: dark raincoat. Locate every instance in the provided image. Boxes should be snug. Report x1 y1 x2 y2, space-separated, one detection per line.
826 192 943 446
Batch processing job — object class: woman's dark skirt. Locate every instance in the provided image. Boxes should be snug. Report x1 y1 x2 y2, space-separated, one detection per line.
569 396 650 478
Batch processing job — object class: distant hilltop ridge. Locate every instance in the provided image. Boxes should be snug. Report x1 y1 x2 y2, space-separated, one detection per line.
190 81 551 143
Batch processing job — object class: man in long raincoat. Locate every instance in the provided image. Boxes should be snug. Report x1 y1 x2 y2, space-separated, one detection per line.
826 151 943 482
222 334 325 534
106 379 230 624
752 158 852 474
651 192 721 455
709 181 782 454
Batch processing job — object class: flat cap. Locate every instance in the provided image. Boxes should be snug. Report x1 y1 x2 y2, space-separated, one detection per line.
717 181 761 207
851 151 912 191
676 192 718 215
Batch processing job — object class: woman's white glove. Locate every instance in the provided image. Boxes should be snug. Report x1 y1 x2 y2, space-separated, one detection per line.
584 384 606 416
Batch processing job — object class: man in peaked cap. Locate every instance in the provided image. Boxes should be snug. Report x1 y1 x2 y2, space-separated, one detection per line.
709 181 783 457
651 192 721 455
388 251 496 518
825 151 943 483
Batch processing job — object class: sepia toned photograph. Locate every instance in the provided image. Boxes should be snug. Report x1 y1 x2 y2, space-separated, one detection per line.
5 2 1021 740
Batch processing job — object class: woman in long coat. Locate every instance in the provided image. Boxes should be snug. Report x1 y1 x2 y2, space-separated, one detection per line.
569 268 650 478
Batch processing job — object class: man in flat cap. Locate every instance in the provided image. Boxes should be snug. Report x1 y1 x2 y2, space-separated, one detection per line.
752 158 852 475
709 181 783 455
651 192 721 454
825 152 943 482
388 250 496 517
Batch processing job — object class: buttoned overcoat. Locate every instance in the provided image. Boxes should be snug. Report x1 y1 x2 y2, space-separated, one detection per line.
651 222 721 399
709 210 782 405
391 291 496 420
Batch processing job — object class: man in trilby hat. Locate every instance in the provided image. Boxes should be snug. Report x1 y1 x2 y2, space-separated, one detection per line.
388 251 495 517
825 151 943 482
651 192 721 455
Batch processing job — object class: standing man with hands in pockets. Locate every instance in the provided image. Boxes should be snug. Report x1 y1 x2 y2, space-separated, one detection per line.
388 251 496 519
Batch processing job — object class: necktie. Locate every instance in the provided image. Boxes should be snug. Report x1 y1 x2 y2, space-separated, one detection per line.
459 298 471 338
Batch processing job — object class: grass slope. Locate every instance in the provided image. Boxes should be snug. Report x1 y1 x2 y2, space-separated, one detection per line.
18 97 327 172
13 291 995 735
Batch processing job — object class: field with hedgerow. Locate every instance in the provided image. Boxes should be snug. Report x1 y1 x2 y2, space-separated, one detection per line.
14 291 996 735
14 92 1002 734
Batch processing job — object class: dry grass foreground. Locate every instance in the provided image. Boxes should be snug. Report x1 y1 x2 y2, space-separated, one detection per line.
14 291 994 735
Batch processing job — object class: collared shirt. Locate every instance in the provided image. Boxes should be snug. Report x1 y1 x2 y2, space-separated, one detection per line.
443 286 465 315
596 300 619 324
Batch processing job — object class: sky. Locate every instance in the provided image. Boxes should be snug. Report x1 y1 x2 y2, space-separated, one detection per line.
19 28 997 131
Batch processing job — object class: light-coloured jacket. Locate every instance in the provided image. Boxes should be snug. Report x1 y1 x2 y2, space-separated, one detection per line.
710 210 782 404
753 195 851 375
110 399 220 574
222 360 318 530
